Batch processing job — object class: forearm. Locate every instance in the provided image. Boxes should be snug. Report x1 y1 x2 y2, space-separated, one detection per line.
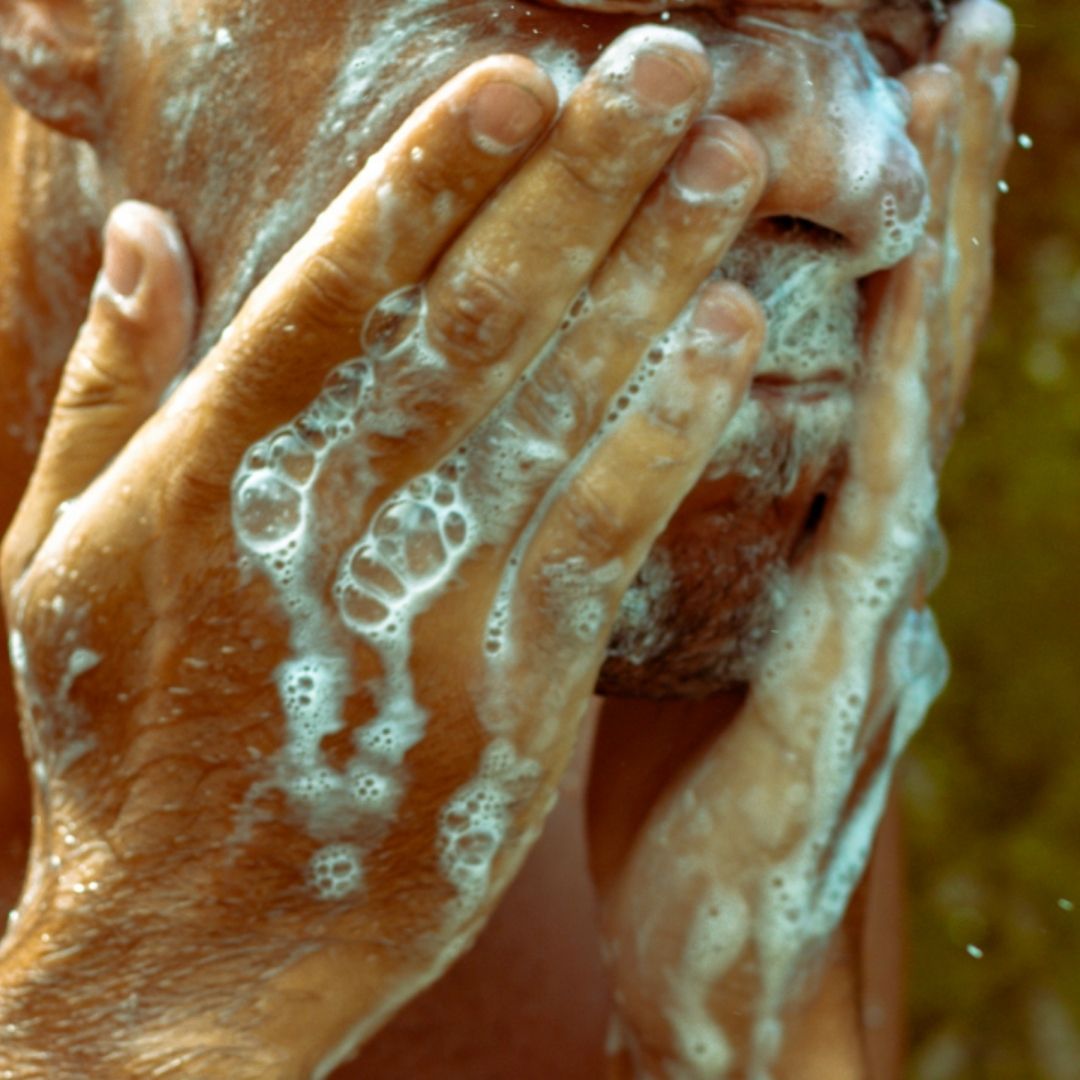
595 604 938 1077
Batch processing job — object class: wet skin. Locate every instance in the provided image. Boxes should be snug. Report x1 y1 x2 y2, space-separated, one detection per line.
0 0 943 896
0 0 1015 1076
102 0 942 695
7 0 941 697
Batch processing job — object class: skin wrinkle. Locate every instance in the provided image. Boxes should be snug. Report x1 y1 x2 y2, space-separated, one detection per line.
0 0 1014 1074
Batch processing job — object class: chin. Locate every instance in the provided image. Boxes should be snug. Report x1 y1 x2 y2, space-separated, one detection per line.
596 409 848 700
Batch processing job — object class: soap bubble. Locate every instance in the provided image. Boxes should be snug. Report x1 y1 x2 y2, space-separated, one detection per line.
233 472 303 549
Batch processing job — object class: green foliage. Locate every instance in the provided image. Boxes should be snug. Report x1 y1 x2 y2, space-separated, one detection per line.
904 3 1080 1076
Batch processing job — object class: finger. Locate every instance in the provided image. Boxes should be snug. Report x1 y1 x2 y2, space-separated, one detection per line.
440 117 765 531
175 56 558 473
933 0 1015 356
903 64 961 246
822 244 937 575
377 28 713 481
494 283 763 740
902 65 960 461
2 202 195 585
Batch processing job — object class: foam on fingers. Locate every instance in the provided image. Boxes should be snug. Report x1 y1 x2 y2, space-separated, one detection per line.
178 56 558 486
486 282 761 701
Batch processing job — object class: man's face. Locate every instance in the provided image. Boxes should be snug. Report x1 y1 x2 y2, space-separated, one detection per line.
110 0 941 696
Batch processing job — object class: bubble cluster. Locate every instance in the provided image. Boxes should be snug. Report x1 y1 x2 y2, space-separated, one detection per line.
333 476 473 640
230 304 436 892
878 188 928 268
231 356 375 605
437 739 540 915
309 843 363 901
439 783 506 900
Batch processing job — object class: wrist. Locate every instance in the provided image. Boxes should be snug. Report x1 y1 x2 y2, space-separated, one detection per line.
0 883 443 1079
0 933 309 1079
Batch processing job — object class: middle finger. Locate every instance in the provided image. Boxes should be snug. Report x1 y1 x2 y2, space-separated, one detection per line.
461 115 766 512
376 26 715 487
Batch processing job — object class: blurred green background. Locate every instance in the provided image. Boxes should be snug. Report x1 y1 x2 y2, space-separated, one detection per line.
904 2 1080 1077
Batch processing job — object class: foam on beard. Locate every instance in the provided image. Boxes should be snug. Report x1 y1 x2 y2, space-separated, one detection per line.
600 103 928 696
601 234 861 695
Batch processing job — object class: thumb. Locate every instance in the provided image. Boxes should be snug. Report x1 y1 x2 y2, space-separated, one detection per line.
4 201 196 582
41 201 196 494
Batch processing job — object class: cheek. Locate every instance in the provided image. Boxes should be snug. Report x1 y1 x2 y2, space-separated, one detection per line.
597 446 845 697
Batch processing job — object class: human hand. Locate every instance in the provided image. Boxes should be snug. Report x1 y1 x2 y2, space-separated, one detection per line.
587 2 1017 1075
0 28 769 1078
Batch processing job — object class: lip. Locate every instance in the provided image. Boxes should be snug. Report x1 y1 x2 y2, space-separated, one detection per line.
750 370 848 403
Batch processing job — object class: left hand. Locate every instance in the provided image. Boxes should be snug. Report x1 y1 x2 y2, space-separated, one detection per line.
587 2 1018 1074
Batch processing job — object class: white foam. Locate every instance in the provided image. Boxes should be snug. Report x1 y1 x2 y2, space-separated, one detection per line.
309 843 364 901
437 739 540 917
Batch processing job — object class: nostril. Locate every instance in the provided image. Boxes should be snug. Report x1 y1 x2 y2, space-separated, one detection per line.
762 215 848 249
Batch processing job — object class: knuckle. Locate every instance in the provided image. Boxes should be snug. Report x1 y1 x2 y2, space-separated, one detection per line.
161 450 232 527
549 142 630 205
514 358 596 445
57 348 141 413
299 249 367 329
425 261 525 366
644 394 700 445
613 228 666 294
405 149 465 211
562 471 633 562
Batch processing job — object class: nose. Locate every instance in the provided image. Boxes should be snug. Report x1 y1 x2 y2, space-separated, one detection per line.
709 16 929 273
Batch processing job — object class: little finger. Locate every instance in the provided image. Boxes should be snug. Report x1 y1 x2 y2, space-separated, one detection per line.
903 64 961 246
827 244 938 568
495 284 763 737
933 0 1015 358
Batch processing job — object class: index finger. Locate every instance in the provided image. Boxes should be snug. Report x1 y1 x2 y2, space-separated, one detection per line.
167 55 557 481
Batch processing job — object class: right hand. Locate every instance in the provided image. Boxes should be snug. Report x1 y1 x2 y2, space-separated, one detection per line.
586 4 1018 1075
0 27 767 1077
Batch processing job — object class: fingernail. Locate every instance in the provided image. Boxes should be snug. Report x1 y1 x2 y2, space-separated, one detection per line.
103 204 146 299
693 286 751 340
630 49 700 112
673 125 757 200
469 80 545 154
